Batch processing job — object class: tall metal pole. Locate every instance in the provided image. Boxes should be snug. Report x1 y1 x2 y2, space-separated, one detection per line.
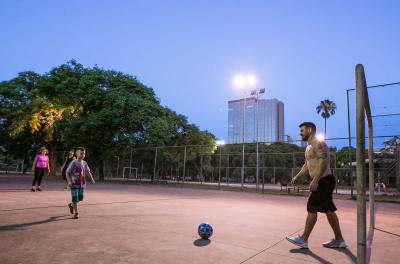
241 98 246 190
356 64 366 264
116 156 120 178
347 89 354 199
256 95 259 191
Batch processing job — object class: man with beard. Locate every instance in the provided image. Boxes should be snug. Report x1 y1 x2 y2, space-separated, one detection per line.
286 122 346 249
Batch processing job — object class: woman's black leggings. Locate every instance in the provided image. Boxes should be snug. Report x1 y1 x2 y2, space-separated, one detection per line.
32 168 46 186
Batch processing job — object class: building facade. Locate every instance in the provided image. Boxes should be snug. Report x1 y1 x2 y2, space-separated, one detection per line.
228 98 284 144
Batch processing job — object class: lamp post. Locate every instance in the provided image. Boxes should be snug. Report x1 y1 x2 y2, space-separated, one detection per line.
233 74 257 190
251 88 265 191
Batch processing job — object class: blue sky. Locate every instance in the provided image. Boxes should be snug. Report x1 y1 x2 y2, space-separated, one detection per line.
1 0 399 146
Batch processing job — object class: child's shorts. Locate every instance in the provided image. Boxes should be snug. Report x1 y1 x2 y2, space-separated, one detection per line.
71 187 84 203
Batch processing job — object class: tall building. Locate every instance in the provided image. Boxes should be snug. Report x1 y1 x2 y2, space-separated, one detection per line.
228 98 284 144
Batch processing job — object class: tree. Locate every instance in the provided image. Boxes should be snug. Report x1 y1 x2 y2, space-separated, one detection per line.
383 136 400 152
0 60 216 180
316 99 337 137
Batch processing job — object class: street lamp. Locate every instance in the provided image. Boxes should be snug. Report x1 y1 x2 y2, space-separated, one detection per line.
251 88 265 190
316 134 325 141
233 75 257 90
233 74 257 190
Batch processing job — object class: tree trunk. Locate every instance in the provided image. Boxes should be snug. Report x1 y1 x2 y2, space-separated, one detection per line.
324 118 327 137
49 150 58 177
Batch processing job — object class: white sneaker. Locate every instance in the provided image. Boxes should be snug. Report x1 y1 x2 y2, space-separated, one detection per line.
286 235 309 249
322 239 347 248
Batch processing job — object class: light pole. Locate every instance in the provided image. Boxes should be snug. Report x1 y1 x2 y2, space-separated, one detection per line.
251 88 265 191
233 74 257 190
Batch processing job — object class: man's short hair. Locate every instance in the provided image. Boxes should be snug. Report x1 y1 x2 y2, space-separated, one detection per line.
75 147 86 152
299 122 316 132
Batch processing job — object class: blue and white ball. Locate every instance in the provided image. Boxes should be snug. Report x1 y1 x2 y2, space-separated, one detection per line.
198 223 213 239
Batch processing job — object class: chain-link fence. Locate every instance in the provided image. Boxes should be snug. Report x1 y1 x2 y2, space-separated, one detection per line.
347 81 400 195
95 138 399 195
1 83 398 195
2 137 398 195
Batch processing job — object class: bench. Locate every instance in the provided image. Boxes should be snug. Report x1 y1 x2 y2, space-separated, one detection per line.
286 185 309 193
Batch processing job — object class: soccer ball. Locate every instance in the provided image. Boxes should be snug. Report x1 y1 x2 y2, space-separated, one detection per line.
198 223 213 239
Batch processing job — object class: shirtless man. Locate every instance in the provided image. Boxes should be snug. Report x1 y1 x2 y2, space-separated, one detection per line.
286 122 346 249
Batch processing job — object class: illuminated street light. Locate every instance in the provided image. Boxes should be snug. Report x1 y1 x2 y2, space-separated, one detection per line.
216 140 225 146
316 134 325 141
233 74 257 90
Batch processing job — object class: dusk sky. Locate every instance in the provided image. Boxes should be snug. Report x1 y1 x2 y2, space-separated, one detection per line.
1 0 399 146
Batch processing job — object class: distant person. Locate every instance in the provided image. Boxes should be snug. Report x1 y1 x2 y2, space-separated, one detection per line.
31 147 50 192
286 122 346 249
66 147 95 219
61 149 76 190
375 182 387 192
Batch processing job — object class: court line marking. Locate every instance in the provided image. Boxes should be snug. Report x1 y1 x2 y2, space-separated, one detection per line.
239 215 329 264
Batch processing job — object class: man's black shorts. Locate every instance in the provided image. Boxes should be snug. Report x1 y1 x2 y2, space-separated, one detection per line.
307 175 337 213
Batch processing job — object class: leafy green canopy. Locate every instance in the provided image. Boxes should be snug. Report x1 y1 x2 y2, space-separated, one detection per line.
0 60 216 177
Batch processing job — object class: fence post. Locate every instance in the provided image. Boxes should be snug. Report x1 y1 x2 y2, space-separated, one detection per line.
241 143 245 190
129 149 133 180
116 156 120 178
153 147 158 183
396 146 400 192
140 162 143 179
335 152 338 194
347 89 355 199
200 154 203 184
292 152 295 180
256 142 259 191
262 168 265 193
182 146 187 187
368 126 375 230
273 167 276 184
226 153 229 186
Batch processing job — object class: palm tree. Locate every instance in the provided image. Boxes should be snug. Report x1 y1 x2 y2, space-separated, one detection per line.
316 99 337 137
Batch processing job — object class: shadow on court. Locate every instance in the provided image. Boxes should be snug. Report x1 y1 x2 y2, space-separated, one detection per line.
193 239 211 247
290 248 333 264
331 248 357 263
0 215 70 232
0 189 32 192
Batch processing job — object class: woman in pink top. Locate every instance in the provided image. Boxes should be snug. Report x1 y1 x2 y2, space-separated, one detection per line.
31 147 51 192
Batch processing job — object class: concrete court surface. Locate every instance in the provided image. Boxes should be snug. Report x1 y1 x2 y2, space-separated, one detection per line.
0 175 399 264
